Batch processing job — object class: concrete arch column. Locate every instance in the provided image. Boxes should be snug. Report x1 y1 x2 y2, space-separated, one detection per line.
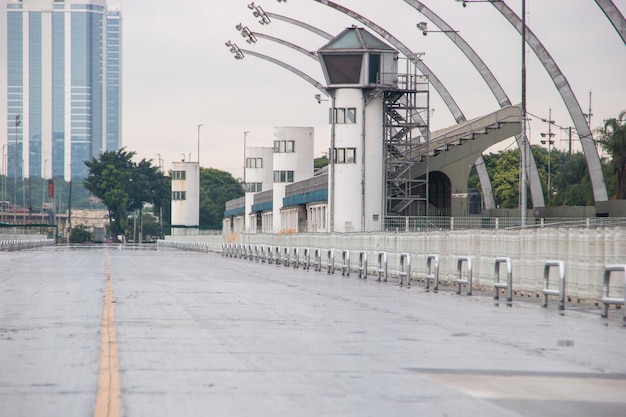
491 1 608 202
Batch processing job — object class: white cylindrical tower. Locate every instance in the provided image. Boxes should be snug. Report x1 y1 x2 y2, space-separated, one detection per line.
318 27 398 232
170 161 199 236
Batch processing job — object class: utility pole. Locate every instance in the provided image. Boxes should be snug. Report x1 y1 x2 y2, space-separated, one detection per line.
14 114 21 224
520 0 527 226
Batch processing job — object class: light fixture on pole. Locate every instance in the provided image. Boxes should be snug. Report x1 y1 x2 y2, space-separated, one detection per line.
314 94 328 104
247 2 271 25
236 23 258 44
225 40 245 59
416 22 458 36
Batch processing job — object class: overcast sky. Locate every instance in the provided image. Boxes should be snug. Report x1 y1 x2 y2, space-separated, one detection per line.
4 0 626 179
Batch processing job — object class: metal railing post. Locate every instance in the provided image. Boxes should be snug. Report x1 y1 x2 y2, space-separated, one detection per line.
292 247 299 269
314 248 322 272
358 251 368 279
542 260 566 310
494 257 513 302
377 251 387 282
303 248 310 270
425 254 440 292
341 250 350 277
601 264 626 326
326 248 335 274
455 256 473 296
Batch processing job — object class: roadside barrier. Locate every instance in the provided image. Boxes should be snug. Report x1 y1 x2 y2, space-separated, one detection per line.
341 250 350 277
399 253 411 287
542 260 566 310
0 239 54 251
376 251 387 282
601 264 626 326
494 257 513 302
357 251 368 279
425 254 439 292
455 256 473 296
326 249 335 274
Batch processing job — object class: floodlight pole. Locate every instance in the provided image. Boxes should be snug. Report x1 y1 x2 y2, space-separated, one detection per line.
520 0 527 226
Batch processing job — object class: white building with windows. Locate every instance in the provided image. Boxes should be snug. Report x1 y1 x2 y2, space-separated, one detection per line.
170 161 199 236
2 0 122 181
244 146 273 233
272 127 313 233
318 27 398 232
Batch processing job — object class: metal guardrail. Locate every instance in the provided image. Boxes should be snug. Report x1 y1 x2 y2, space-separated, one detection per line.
455 256 473 296
0 239 55 251
494 257 513 302
341 250 350 277
382 216 626 232
399 253 411 288
314 248 322 272
377 252 388 282
358 251 368 279
173 241 625 324
326 249 335 275
303 248 311 270
425 254 439 292
542 260 566 310
292 247 300 269
601 264 626 326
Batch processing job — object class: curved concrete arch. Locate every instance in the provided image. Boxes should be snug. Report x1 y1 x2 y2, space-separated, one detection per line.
252 32 319 60
595 0 626 45
491 2 608 202
239 48 328 95
401 0 544 209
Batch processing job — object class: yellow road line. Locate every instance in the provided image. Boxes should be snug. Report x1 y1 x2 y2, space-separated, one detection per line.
94 248 121 417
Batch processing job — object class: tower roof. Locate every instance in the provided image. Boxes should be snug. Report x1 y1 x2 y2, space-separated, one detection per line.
318 26 395 53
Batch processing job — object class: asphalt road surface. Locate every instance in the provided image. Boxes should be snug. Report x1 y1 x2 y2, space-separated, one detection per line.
1 245 625 417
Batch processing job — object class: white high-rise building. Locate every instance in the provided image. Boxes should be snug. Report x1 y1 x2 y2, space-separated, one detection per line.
2 0 122 181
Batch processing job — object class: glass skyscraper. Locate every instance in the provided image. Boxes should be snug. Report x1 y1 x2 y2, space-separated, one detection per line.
5 0 121 180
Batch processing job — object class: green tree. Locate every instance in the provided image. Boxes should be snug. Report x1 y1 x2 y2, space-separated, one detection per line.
83 148 168 240
314 155 329 171
70 224 94 243
199 167 243 229
595 111 626 199
552 152 594 206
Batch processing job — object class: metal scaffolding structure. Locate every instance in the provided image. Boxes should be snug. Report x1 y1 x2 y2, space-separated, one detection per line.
381 57 430 218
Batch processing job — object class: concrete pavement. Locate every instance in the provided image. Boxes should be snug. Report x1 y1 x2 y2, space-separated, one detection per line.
1 245 625 416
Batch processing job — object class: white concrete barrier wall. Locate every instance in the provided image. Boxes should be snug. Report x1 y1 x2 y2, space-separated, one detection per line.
162 226 626 300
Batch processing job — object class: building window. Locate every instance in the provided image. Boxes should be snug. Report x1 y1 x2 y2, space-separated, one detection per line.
245 182 262 192
246 157 263 168
273 140 295 153
171 170 186 180
332 147 356 164
273 170 294 183
331 108 357 124
172 191 186 200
